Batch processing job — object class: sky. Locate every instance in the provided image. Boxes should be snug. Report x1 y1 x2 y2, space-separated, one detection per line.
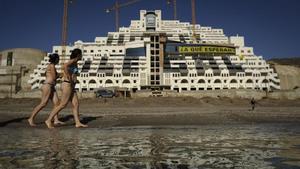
0 0 299 59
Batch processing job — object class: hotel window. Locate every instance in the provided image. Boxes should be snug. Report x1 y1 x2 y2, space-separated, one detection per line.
7 52 13 66
91 50 94 53
241 50 244 53
55 50 58 53
84 50 87 53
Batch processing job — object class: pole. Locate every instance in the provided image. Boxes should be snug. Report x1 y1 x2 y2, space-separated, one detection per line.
173 0 177 20
191 0 196 43
61 0 69 75
115 0 119 31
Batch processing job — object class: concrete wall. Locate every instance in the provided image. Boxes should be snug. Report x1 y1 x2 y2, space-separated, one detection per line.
1 88 299 100
0 48 45 69
0 48 45 93
0 90 96 99
0 66 22 93
268 89 300 100
132 89 300 100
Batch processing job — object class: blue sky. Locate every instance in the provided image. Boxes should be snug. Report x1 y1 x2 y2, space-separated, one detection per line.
0 0 299 59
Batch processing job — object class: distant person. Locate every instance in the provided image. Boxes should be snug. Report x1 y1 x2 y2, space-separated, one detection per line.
250 98 256 111
45 49 87 128
28 54 65 126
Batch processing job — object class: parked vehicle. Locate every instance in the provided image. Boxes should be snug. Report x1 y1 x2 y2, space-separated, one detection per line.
95 89 115 98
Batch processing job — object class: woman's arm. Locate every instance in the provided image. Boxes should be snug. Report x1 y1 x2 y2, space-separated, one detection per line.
63 58 77 81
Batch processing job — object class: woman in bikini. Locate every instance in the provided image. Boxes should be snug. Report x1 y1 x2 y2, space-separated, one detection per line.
28 54 64 126
45 48 87 128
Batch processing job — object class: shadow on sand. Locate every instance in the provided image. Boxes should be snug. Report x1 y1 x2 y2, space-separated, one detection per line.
0 117 28 127
58 115 102 124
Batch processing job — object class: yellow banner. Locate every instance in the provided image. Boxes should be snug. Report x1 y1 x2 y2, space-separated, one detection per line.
178 46 236 54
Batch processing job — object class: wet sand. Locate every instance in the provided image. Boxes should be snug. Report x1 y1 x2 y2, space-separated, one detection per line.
0 97 299 128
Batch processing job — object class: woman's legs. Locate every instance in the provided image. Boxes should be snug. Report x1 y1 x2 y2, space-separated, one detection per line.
28 85 51 126
45 83 72 129
71 92 87 128
51 91 65 125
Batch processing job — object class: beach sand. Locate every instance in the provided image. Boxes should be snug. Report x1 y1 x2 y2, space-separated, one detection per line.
0 97 299 128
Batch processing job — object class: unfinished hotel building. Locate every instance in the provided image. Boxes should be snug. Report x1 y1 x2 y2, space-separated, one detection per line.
29 10 280 92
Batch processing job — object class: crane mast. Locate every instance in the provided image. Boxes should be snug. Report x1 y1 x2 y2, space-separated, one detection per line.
106 0 141 32
167 0 177 20
191 0 197 43
62 0 69 59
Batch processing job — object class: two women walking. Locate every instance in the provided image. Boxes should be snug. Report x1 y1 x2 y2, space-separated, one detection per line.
28 49 87 129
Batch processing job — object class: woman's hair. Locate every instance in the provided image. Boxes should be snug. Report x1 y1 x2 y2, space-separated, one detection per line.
70 48 82 59
48 53 59 64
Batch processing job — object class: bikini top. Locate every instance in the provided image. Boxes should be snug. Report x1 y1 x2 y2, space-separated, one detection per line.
68 65 79 74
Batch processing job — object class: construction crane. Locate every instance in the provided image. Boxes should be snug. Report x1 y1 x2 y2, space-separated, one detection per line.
191 0 197 43
61 0 73 75
105 0 141 31
167 0 197 42
61 0 69 57
167 0 177 20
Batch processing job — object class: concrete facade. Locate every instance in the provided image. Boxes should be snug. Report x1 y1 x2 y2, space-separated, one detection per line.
0 48 46 94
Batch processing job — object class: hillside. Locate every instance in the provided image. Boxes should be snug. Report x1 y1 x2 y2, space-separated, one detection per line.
268 57 300 67
267 57 300 90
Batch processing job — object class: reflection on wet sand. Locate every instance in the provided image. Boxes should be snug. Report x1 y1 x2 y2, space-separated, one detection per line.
0 124 300 169
44 130 80 169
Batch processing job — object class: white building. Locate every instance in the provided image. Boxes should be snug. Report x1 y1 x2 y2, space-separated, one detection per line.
29 10 280 92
